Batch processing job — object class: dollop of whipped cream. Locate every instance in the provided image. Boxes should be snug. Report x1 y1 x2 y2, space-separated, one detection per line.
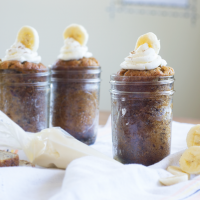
2 42 41 63
58 38 92 61
120 43 167 70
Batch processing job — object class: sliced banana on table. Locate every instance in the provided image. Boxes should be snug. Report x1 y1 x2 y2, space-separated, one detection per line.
179 146 200 174
167 166 190 179
135 32 160 54
161 124 200 186
63 24 89 46
186 124 200 148
17 26 39 52
159 166 189 186
159 174 188 186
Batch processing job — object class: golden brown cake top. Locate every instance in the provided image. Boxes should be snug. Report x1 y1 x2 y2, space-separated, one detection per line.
52 57 100 70
0 60 47 72
117 66 175 77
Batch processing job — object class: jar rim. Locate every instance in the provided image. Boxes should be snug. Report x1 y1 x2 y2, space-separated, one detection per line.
110 74 174 85
0 70 50 77
111 74 174 78
51 69 101 74
110 89 174 96
51 78 101 83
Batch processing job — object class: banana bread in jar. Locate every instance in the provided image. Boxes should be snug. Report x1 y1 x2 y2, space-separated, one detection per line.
110 33 175 166
50 24 101 145
0 26 50 132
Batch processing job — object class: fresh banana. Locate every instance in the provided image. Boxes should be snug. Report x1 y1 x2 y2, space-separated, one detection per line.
186 124 200 148
179 146 200 174
159 174 188 186
159 166 189 186
161 125 200 186
167 166 190 179
63 24 88 46
135 32 160 54
17 26 39 52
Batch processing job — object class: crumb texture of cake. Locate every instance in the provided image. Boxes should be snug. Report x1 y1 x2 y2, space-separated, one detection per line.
0 62 50 132
117 66 174 77
52 57 99 70
0 60 47 72
0 150 19 167
50 61 101 145
111 74 174 166
19 160 35 167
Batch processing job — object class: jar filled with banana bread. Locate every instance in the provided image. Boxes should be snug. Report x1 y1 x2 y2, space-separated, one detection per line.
0 26 50 132
110 33 175 166
50 24 101 145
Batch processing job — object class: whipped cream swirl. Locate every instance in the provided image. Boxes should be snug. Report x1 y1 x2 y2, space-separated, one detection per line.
2 42 41 63
58 38 92 61
120 43 167 70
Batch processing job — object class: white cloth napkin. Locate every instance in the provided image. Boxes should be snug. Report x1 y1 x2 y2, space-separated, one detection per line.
1 120 199 200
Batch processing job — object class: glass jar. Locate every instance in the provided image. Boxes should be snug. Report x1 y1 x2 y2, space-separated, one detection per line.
110 75 174 166
50 68 101 145
0 69 50 132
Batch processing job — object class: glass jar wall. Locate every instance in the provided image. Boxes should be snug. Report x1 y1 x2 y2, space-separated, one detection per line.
50 68 101 145
0 69 50 132
110 75 174 166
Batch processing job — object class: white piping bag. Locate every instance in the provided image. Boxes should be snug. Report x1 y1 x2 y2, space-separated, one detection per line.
0 111 118 169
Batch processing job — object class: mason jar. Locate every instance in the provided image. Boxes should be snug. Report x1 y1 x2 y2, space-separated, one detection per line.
50 68 101 145
110 75 174 166
0 69 50 132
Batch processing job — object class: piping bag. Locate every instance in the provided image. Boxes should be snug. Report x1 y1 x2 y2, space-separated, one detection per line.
0 111 117 169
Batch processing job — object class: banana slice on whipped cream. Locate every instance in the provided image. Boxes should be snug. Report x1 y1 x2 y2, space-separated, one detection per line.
63 24 88 46
58 24 92 61
135 32 160 54
120 32 167 70
2 26 41 63
17 26 39 52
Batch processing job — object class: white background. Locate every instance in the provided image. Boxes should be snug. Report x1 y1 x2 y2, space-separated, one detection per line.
0 0 200 119
123 0 189 7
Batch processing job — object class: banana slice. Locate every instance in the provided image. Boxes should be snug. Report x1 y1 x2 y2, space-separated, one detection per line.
17 26 39 52
179 146 200 174
159 174 188 186
63 24 88 46
135 32 160 54
167 166 190 179
186 124 200 148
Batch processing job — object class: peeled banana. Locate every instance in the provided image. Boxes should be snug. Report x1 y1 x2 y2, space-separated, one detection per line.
17 26 39 52
186 124 200 148
135 32 160 54
161 124 200 186
63 24 88 46
167 166 190 179
159 174 188 186
179 146 200 174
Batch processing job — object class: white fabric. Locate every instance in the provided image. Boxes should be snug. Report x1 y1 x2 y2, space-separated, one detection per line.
0 110 115 169
1 119 200 200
